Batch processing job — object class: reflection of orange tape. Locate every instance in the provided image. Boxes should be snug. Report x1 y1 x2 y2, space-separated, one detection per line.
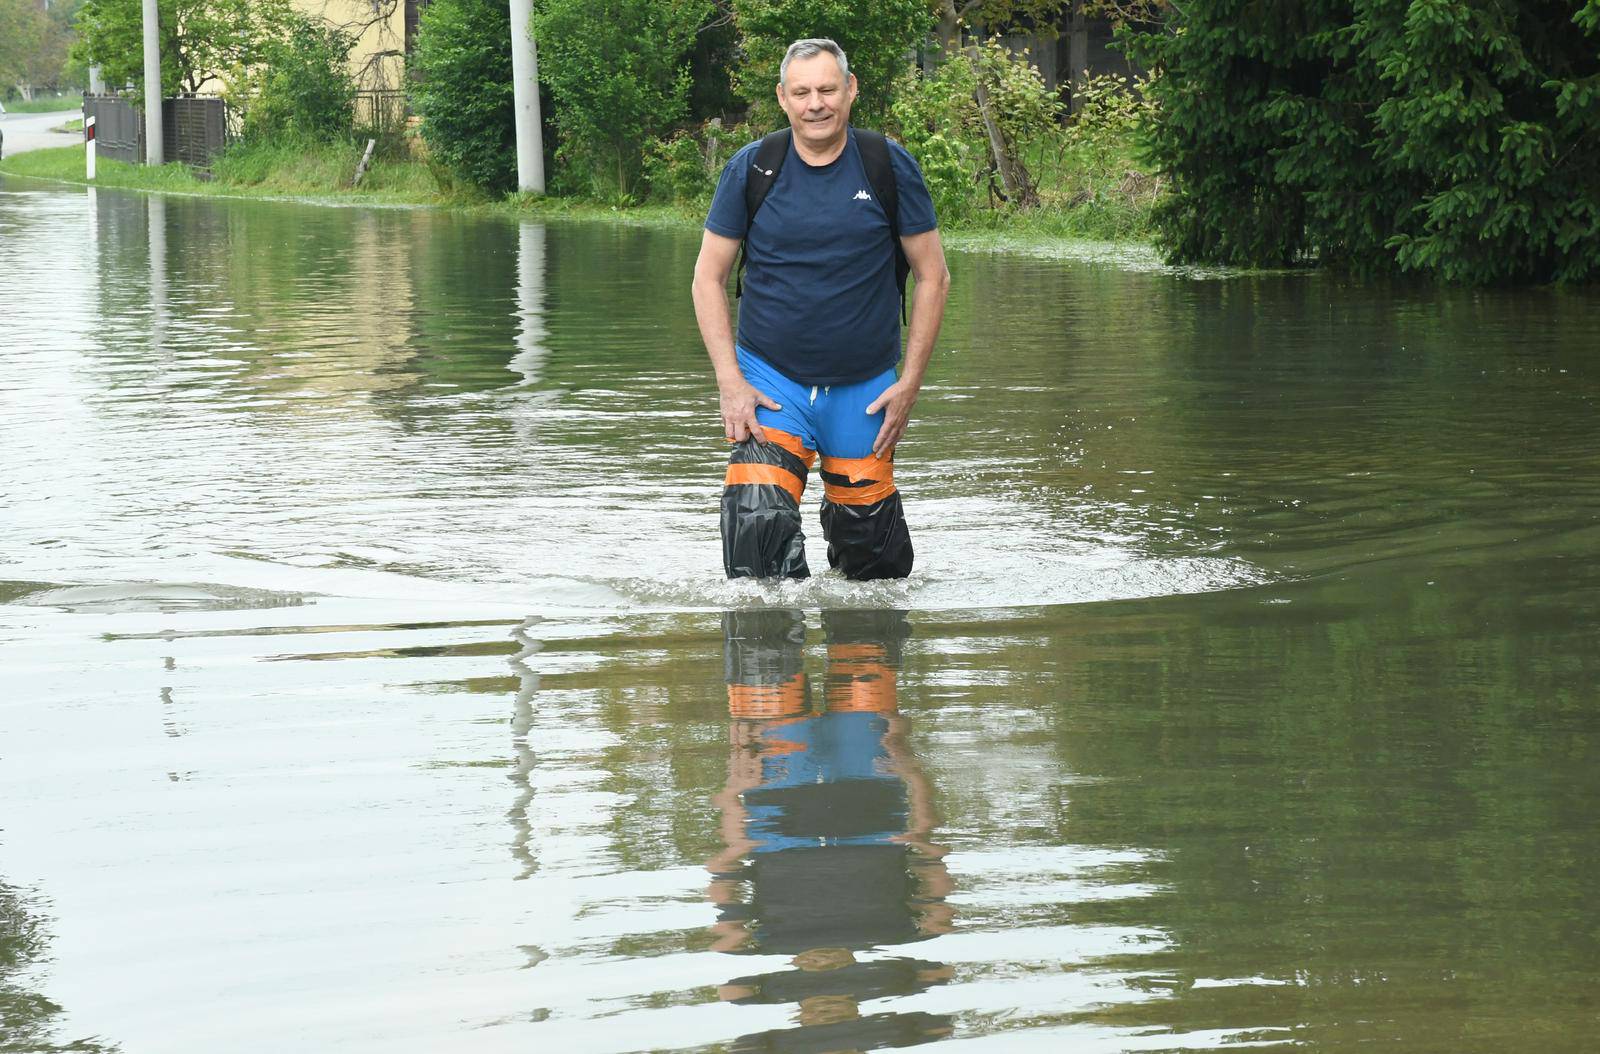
728 675 808 719
828 643 886 662
725 463 804 503
826 664 897 713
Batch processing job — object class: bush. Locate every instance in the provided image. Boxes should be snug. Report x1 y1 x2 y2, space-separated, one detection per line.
412 0 516 194
233 17 355 142
533 0 706 199
642 119 745 205
1126 1 1600 282
730 0 933 126
890 60 983 223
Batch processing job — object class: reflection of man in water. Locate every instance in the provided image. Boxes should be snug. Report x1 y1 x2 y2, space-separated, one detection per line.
708 609 954 1050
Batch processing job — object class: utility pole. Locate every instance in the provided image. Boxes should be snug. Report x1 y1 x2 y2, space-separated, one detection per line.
508 0 544 194
142 0 162 165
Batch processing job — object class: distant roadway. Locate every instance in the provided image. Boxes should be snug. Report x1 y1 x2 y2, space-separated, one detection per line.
0 109 83 158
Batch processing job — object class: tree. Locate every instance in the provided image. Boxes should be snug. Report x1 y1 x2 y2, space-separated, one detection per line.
411 0 517 193
72 0 298 95
533 0 707 197
1 0 71 99
1127 0 1600 283
729 0 933 124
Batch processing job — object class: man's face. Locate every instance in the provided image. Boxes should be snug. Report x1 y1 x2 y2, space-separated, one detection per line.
776 53 857 150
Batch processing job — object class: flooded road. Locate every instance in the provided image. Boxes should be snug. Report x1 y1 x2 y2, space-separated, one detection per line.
3 176 1599 1052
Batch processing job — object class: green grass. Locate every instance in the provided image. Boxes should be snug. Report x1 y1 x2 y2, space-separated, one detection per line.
2 92 83 113
0 141 712 229
0 132 1158 249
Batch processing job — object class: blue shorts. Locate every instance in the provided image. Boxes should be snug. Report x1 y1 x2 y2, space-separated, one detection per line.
739 347 896 461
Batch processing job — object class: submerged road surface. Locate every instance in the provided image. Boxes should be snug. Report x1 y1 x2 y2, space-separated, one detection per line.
3 177 1600 1053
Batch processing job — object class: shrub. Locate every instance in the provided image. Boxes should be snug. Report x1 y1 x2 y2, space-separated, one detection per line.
233 17 355 142
1126 1 1600 282
730 0 933 126
533 0 707 198
890 60 983 223
642 119 745 205
411 0 516 194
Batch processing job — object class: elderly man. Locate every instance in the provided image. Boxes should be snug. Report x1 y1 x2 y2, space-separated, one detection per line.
692 37 951 581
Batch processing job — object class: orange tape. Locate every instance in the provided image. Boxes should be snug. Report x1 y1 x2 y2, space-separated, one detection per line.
821 454 892 482
725 463 805 503
820 455 896 506
823 478 897 505
764 429 817 468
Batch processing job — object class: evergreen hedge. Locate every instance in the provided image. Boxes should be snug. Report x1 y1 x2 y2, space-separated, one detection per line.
1129 1 1600 282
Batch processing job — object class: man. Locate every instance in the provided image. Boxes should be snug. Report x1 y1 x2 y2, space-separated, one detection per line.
692 37 951 581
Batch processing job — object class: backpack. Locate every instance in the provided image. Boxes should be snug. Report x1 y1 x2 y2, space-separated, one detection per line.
735 126 911 321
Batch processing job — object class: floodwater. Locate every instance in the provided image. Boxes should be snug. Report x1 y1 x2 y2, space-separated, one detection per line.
2 176 1598 1053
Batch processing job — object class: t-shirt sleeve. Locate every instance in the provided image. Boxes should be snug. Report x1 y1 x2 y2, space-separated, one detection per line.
704 149 750 239
889 141 939 235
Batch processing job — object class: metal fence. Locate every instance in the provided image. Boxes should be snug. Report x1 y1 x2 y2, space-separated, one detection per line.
353 90 409 137
82 94 229 169
84 95 141 164
166 96 227 167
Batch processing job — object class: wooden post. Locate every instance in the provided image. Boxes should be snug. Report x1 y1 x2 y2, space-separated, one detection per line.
351 138 376 188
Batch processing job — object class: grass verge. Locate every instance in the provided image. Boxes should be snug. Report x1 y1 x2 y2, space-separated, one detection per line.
2 92 83 114
0 140 716 229
1 134 1157 247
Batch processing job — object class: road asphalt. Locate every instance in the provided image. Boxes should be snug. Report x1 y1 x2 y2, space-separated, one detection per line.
0 109 83 159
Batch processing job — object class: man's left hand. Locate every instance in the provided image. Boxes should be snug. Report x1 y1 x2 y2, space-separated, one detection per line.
866 379 920 458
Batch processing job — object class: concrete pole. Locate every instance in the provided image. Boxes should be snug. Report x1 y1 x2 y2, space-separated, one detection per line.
142 0 162 165
508 0 544 194
89 65 105 95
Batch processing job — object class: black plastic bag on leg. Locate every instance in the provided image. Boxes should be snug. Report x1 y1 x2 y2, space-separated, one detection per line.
821 492 913 581
722 439 811 580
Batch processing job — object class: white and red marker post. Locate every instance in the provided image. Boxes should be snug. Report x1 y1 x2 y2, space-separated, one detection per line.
85 115 97 180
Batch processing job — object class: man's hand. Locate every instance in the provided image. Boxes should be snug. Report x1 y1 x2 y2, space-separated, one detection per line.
720 377 782 443
865 378 920 458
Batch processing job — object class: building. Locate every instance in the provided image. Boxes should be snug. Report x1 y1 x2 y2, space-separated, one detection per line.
291 0 432 93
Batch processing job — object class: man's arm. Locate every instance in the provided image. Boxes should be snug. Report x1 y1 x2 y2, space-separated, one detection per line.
692 230 781 443
866 228 951 458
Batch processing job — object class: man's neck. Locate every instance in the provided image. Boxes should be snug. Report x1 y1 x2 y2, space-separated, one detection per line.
791 126 849 167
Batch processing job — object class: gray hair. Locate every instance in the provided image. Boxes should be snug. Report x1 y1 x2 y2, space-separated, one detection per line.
780 38 850 87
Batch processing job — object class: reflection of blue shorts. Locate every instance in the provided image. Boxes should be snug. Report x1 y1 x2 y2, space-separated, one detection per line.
739 347 897 460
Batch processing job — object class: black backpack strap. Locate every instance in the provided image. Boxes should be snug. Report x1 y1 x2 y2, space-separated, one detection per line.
854 129 910 323
735 128 792 299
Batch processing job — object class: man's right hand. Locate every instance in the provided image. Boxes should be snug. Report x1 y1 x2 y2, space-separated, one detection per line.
720 378 782 443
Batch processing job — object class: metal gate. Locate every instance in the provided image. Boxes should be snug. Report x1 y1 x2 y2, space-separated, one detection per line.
83 95 229 168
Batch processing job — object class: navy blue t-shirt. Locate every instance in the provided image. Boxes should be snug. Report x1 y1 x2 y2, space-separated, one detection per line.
705 128 938 386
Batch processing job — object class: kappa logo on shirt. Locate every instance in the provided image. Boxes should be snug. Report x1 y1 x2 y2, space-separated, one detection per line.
853 189 873 201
